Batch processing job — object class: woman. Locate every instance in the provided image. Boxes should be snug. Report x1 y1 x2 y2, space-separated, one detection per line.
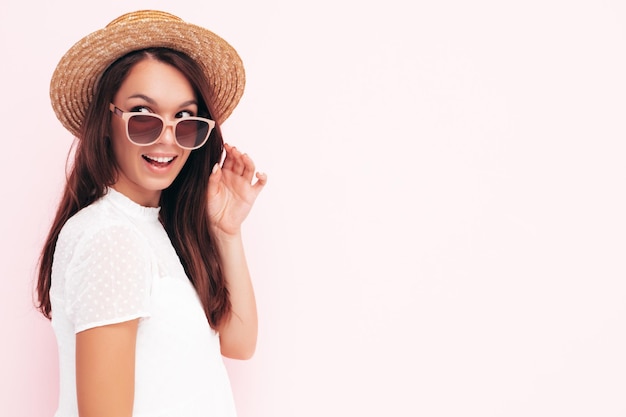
36 10 266 417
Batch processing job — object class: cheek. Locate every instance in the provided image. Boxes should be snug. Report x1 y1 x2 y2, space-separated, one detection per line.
109 129 135 168
180 150 192 166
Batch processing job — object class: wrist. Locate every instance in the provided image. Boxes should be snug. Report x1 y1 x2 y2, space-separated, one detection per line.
210 226 243 245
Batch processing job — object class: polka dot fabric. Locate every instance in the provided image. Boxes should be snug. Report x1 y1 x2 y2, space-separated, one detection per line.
63 224 152 332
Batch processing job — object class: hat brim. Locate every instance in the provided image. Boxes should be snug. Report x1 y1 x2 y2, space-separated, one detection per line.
50 10 245 137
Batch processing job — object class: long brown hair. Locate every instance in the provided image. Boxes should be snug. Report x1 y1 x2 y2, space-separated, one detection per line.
37 48 230 328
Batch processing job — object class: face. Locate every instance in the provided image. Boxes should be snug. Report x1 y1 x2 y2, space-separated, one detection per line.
109 58 199 207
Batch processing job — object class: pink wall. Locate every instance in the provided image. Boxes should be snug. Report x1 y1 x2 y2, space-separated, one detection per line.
2 1 626 416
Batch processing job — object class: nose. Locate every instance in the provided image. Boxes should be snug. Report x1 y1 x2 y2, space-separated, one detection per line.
156 121 177 146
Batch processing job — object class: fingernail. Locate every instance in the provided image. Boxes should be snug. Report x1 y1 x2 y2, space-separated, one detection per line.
212 163 219 174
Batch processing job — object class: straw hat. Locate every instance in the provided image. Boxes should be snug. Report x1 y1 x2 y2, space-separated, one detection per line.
50 9 245 137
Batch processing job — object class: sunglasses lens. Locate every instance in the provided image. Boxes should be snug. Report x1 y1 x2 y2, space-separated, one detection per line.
176 120 211 149
127 114 163 144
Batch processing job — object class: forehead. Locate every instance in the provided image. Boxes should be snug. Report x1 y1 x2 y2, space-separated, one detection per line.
115 58 196 105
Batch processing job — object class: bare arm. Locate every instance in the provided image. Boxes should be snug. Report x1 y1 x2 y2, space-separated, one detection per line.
207 143 266 359
213 231 258 359
76 319 139 417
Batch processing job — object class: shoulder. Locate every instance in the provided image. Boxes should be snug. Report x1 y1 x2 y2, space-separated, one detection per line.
57 197 144 255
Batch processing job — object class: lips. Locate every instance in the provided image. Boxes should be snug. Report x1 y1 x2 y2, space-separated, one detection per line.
142 154 176 167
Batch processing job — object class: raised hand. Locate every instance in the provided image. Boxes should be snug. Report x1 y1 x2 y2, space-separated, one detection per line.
206 143 267 236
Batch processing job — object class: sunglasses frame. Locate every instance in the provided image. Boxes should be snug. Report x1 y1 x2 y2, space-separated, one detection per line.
109 103 216 150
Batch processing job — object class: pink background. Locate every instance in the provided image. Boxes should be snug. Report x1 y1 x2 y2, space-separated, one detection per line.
2 1 626 416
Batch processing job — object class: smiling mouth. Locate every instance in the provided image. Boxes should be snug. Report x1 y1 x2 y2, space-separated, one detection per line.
142 154 176 167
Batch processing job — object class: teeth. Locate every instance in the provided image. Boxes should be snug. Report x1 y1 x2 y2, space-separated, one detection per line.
144 155 174 163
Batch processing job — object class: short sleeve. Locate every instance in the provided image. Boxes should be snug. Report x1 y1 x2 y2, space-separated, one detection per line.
65 224 153 333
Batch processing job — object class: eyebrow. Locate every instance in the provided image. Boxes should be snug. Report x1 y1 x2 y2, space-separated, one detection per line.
127 94 198 108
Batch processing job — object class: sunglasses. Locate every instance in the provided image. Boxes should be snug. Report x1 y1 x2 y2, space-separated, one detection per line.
109 103 216 150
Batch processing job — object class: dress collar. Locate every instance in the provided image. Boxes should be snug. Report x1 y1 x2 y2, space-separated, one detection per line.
104 187 161 220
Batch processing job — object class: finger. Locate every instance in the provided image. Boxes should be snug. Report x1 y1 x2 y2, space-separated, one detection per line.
222 144 246 176
241 153 257 182
221 143 235 172
253 172 268 190
229 146 246 176
207 162 222 198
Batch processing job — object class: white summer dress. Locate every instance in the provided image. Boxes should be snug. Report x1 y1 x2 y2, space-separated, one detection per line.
50 187 237 417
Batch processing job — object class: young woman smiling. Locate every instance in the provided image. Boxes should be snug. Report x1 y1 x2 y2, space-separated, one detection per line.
37 10 266 417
